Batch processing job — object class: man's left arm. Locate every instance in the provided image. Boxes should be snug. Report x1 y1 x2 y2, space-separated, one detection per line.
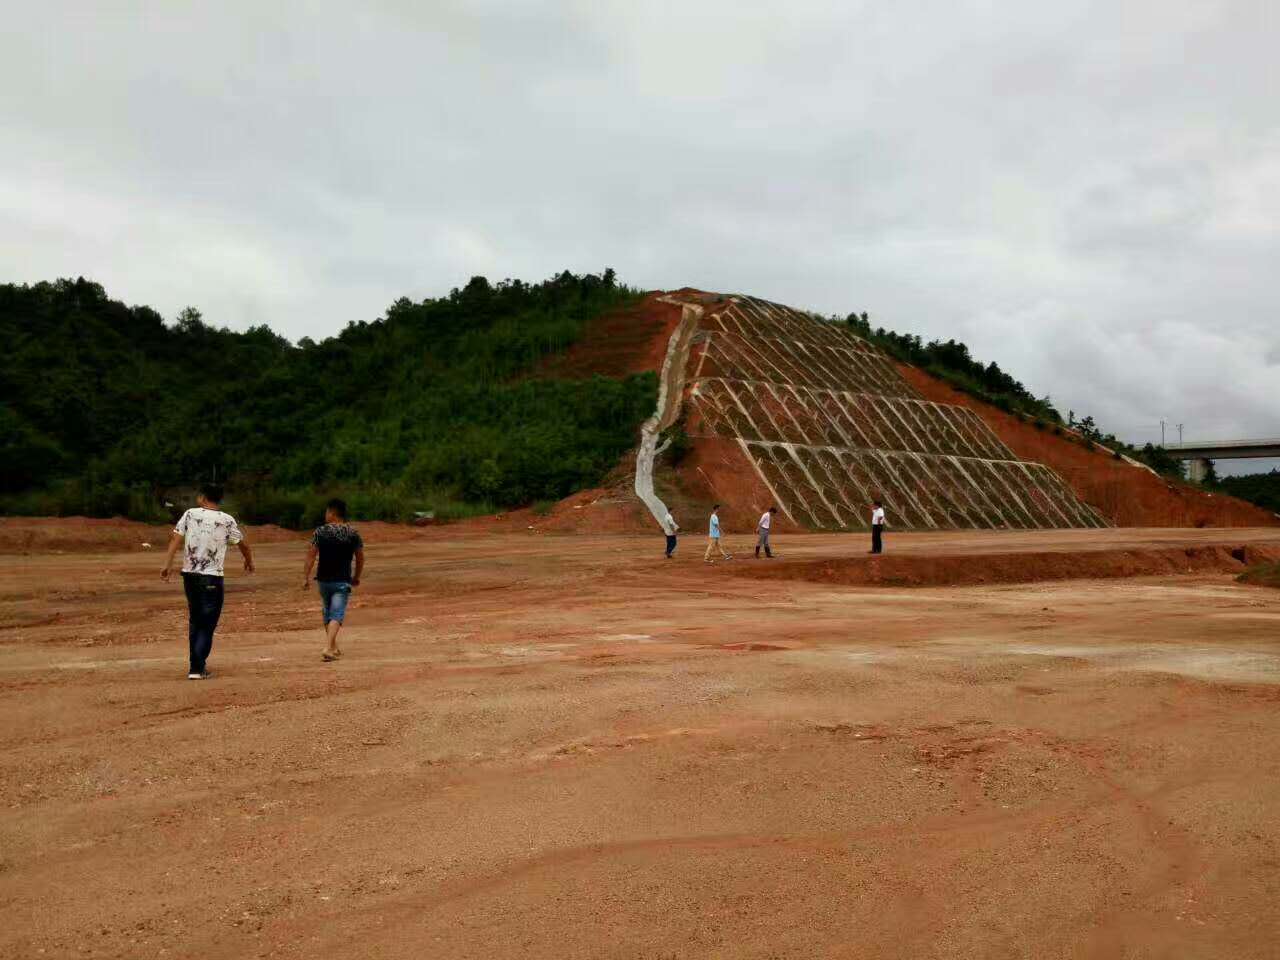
161 531 183 581
228 517 254 574
352 548 365 587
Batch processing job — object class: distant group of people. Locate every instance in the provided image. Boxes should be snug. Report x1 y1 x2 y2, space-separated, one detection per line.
161 484 364 678
661 501 887 561
159 483 885 680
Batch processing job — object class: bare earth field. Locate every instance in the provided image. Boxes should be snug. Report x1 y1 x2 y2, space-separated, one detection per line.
3 525 1280 959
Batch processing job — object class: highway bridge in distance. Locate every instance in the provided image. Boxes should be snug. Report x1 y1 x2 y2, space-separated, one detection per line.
1165 438 1280 483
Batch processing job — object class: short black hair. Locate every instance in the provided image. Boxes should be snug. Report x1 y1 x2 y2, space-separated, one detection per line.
326 497 348 520
712 503 721 510
200 483 224 504
873 499 882 506
769 506 778 513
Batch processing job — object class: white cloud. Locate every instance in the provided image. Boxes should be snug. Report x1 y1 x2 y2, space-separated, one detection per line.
1 0 1276 450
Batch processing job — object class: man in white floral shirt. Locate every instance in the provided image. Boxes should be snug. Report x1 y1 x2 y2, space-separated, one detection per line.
161 484 255 679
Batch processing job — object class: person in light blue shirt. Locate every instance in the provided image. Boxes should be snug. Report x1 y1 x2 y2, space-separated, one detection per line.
704 504 732 562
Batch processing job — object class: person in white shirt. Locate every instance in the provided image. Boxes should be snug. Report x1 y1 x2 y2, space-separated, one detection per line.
662 510 679 558
704 504 732 562
870 500 887 554
161 484 255 679
755 506 777 559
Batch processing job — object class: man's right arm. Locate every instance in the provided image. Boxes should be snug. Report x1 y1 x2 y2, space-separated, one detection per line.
161 531 183 581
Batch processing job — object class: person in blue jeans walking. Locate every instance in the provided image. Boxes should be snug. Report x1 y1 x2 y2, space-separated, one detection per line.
302 498 365 662
161 483 256 680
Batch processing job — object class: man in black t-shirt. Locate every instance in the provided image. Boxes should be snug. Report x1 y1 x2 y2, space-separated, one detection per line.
302 498 365 662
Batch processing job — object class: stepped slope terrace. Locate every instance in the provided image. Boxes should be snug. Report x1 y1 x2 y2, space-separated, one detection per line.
638 292 1106 531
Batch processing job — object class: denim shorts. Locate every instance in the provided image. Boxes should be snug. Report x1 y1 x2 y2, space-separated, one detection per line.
317 581 352 624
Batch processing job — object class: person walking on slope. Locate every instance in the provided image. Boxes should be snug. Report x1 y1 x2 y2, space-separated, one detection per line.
704 504 732 563
755 506 778 559
870 500 887 554
161 483 255 679
662 509 679 558
303 498 365 662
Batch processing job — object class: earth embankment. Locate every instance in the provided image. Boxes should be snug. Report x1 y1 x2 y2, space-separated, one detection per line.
898 364 1278 528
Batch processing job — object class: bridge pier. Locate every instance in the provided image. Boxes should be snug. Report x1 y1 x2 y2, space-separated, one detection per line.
1186 457 1212 484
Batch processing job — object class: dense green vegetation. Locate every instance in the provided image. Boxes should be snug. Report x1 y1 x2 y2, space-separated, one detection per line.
1 270 653 526
1213 470 1280 515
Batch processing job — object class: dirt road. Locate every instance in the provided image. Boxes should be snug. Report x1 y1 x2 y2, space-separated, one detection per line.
3 526 1280 958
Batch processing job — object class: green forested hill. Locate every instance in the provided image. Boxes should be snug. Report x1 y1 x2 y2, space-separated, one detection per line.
0 270 654 525
1213 471 1280 515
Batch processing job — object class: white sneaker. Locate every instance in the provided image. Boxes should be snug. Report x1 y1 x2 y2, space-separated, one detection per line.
187 672 202 680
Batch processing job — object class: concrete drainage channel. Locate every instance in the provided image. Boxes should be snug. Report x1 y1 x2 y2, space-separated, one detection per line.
634 297 703 531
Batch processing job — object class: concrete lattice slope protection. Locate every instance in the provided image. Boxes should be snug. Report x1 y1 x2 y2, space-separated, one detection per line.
639 292 1107 532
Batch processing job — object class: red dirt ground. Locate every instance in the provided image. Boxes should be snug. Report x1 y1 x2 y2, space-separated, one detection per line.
898 364 1278 528
5 520 1280 958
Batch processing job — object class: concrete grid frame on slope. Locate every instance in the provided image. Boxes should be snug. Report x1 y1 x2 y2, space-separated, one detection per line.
671 293 1107 532
742 440 1106 531
688 378 1016 460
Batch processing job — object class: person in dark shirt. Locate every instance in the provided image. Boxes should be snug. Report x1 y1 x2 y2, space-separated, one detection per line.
302 498 365 662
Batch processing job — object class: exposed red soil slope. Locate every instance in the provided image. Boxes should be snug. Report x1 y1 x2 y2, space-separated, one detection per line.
898 364 1279 528
669 435 804 534
535 291 687 380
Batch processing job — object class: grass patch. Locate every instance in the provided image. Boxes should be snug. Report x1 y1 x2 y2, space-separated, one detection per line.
1237 562 1280 589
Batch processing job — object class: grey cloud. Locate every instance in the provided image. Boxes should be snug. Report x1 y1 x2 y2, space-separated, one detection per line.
1 0 1277 452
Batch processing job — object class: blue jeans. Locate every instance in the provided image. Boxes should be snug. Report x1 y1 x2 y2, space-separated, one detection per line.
318 581 352 624
182 573 224 673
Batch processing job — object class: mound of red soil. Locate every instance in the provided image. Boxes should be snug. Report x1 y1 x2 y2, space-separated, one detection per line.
898 365 1279 528
530 287 1275 534
0 516 304 554
736 543 1280 588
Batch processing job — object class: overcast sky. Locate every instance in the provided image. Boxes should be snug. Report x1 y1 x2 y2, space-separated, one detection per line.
3 1 1277 471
